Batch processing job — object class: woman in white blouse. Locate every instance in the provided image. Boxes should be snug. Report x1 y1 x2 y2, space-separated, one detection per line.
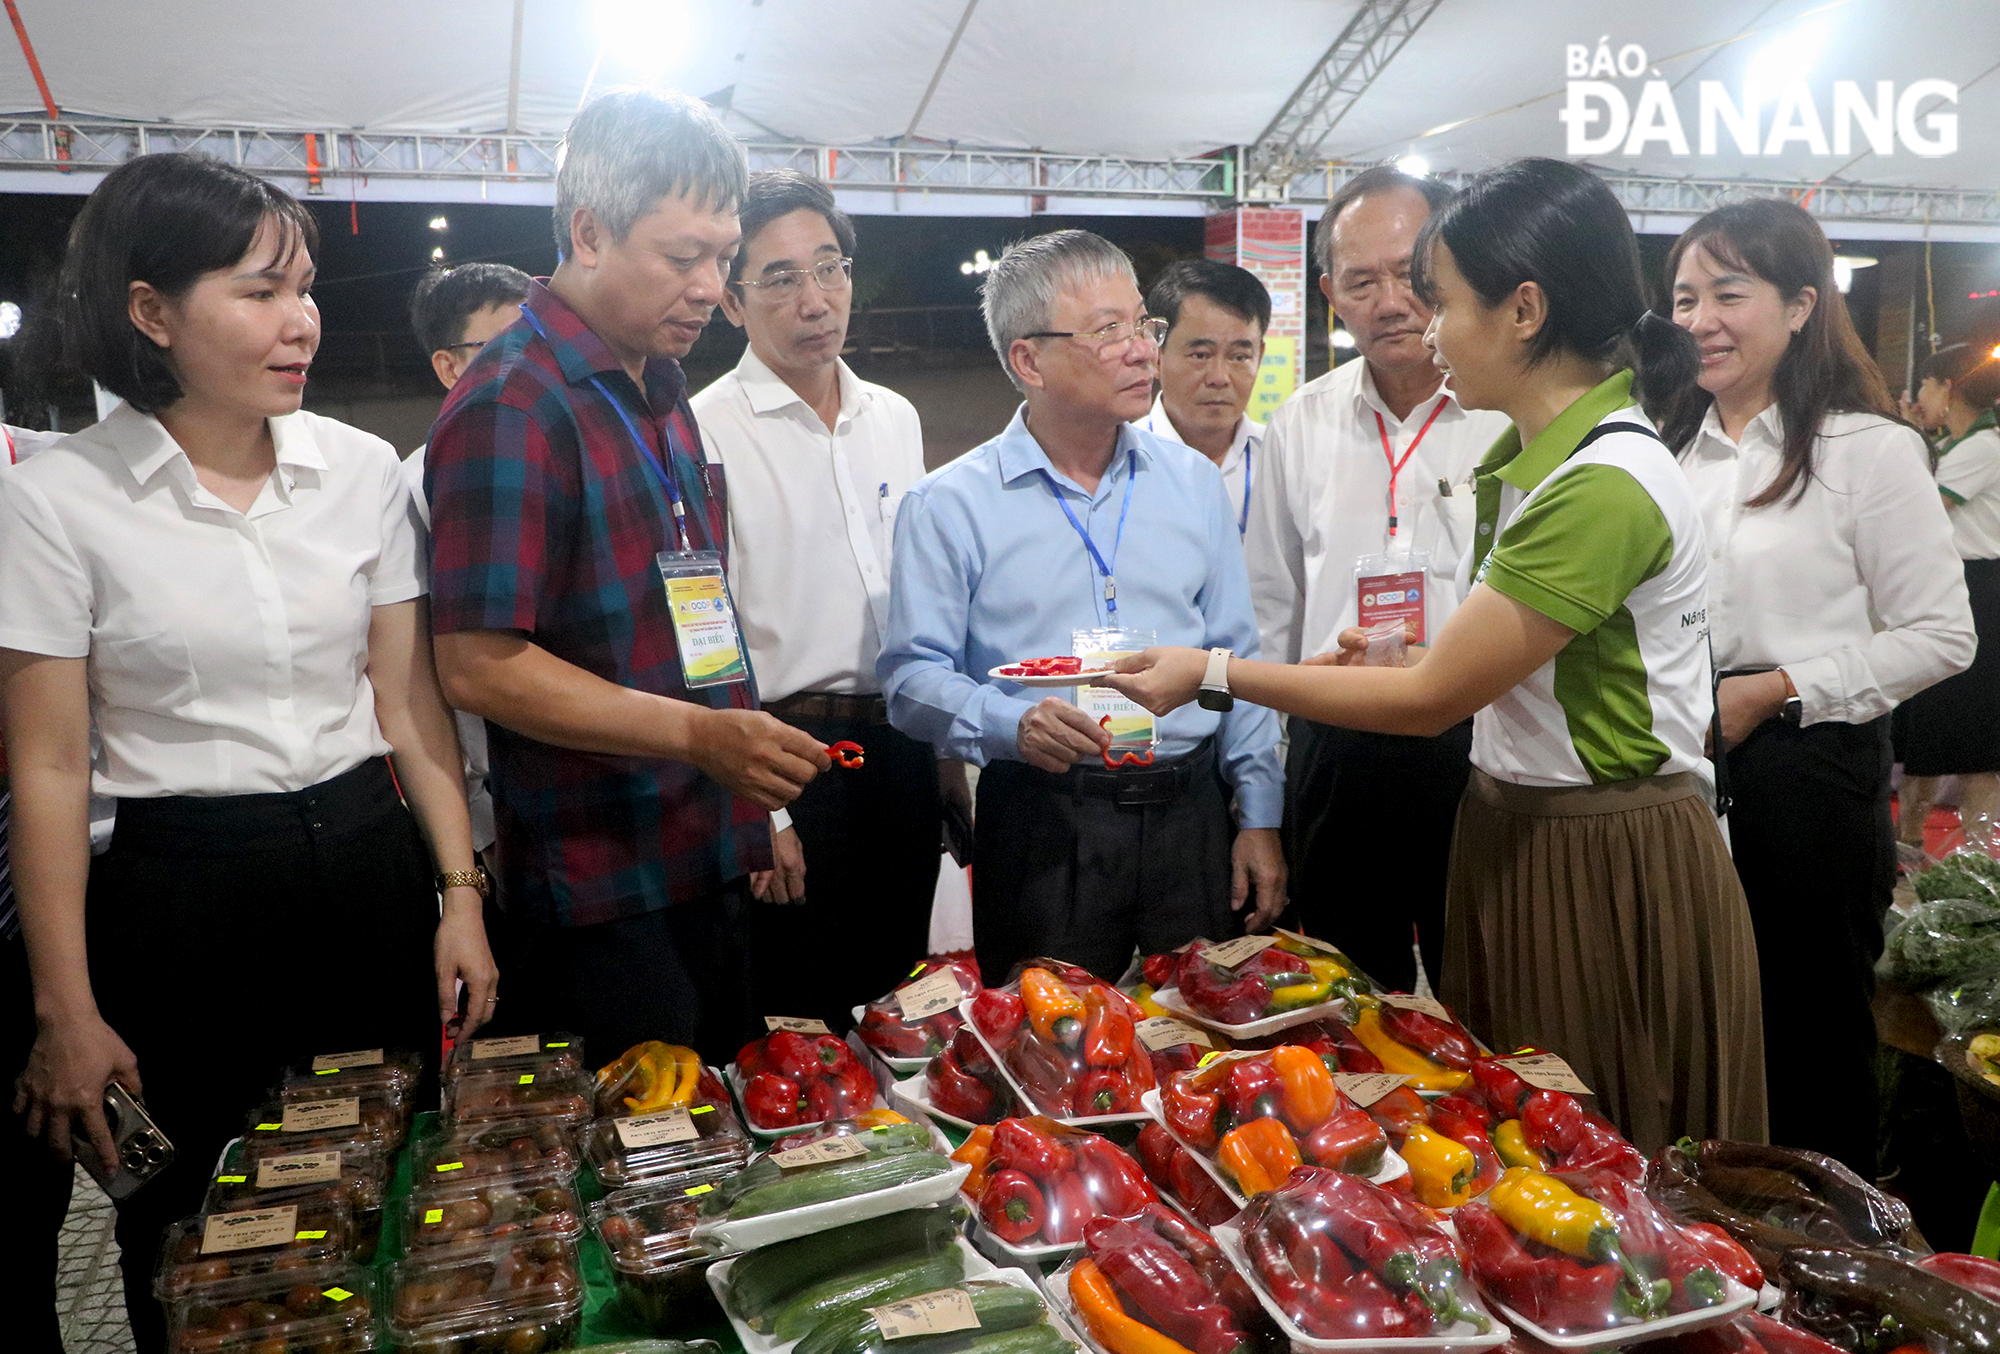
1661 199 1973 1176
0 154 497 1351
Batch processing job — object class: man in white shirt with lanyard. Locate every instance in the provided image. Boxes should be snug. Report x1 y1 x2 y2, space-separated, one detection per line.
692 170 940 1029
1243 166 1510 992
1132 260 1268 536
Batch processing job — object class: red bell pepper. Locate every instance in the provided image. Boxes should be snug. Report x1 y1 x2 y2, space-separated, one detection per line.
1006 1035 1077 1117
1379 1005 1482 1071
1315 1024 1383 1075
1467 1055 1534 1117
981 1169 1045 1243
1044 1170 1095 1245
1083 987 1137 1069
1365 1085 1432 1135
971 988 1027 1047
743 1072 805 1129
1130 1205 1264 1329
765 1030 822 1081
813 1034 860 1074
1302 1107 1388 1175
1432 1094 1495 1132
1225 1059 1285 1123
1086 1215 1249 1354
736 1038 770 1078
950 1026 997 1078
927 1047 997 1122
1286 1167 1488 1330
992 1117 1075 1181
1072 1134 1156 1218
858 1007 938 1059
1684 1223 1764 1291
1163 1073 1223 1150
1172 950 1271 1027
1078 1066 1140 1115
806 1072 872 1122
1142 952 1179 988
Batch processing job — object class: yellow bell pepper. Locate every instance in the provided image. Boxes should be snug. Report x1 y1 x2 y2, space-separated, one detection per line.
1351 1006 1470 1092
1400 1124 1478 1208
1491 1119 1547 1170
1268 978 1334 1012
1301 956 1350 986
1487 1168 1670 1319
1127 984 1171 1020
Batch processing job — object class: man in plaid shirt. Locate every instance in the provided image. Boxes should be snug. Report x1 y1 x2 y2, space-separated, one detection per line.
425 90 829 1060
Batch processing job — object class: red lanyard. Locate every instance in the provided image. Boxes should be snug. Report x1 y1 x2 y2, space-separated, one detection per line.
1375 398 1447 537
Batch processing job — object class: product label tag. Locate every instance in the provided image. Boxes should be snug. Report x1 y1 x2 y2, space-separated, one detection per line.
896 967 966 1022
310 1048 384 1072
870 1288 981 1340
1074 628 1155 755
1379 993 1453 1022
1135 1017 1213 1051
256 1151 342 1189
1273 928 1345 959
280 1098 360 1134
658 551 749 688
200 1205 299 1255
1201 934 1278 969
472 1035 540 1060
764 1016 832 1035
423 1208 444 1225
1496 1053 1593 1095
1334 1072 1412 1107
772 1136 870 1169
433 1161 464 1174
617 1109 700 1149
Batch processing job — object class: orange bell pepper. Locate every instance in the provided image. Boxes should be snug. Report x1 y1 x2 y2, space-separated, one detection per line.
952 1123 997 1201
1270 1044 1338 1132
1020 967 1086 1046
1217 1115 1303 1195
1069 1257 1202 1354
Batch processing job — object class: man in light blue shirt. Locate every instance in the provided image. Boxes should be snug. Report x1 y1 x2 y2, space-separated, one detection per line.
879 230 1286 981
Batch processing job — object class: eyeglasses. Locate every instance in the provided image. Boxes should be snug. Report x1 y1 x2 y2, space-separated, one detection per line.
1025 316 1169 354
737 256 854 299
440 341 485 353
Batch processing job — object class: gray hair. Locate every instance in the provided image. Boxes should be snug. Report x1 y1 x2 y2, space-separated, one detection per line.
553 89 748 256
980 230 1137 391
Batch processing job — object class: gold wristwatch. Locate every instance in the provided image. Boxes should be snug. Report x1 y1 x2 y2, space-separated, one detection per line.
437 867 492 901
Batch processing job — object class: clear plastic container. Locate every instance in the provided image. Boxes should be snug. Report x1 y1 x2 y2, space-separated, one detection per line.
409 1117 581 1185
279 1050 420 1146
386 1235 585 1353
582 1093 753 1192
243 1093 400 1157
443 1031 586 1089
207 1141 387 1263
591 1190 721 1329
154 1195 353 1300
446 1066 593 1130
165 1264 376 1354
404 1165 584 1251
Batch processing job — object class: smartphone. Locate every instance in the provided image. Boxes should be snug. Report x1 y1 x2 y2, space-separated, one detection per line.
82 1081 175 1200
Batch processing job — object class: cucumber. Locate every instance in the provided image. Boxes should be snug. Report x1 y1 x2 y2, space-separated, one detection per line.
794 1279 1048 1354
727 1204 966 1330
771 1249 966 1342
947 1324 1077 1354
725 1151 954 1220
708 1124 936 1211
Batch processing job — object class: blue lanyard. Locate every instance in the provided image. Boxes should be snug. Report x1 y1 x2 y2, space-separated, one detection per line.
1039 448 1136 618
1237 441 1253 538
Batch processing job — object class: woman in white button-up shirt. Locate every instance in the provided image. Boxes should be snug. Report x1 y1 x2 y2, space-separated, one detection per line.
0 154 497 1351
1661 199 1973 1178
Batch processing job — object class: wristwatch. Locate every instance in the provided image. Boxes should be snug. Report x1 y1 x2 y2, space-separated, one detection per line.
437 866 492 901
1778 669 1803 728
1198 647 1235 712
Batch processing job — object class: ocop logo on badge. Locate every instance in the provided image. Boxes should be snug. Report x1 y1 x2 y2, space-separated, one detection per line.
1362 586 1419 607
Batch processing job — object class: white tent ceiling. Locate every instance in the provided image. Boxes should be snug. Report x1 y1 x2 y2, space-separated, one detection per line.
13 0 2000 224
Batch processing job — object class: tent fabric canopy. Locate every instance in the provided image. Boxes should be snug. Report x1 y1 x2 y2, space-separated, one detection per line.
11 0 1997 189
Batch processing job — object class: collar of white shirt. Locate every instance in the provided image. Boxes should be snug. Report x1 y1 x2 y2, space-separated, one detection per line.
1136 394 1260 474
995 403 1157 490
105 402 329 496
1349 358 1468 431
733 344 871 428
1694 399 1783 454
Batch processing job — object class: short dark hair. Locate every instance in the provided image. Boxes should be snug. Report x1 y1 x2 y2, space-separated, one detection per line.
409 262 532 356
58 152 318 414
554 89 748 256
1146 259 1271 335
1924 342 2000 411
729 170 856 285
1315 164 1453 278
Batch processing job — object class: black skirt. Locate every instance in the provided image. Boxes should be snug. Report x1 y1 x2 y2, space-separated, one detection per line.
1898 557 2000 776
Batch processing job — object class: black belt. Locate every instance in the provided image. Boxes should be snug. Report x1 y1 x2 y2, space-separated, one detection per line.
1018 738 1215 807
767 691 889 724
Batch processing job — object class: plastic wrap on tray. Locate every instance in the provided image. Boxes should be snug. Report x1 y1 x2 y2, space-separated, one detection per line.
714 1202 966 1333
446 1065 593 1130
410 1117 580 1185
242 1093 401 1158
386 1235 584 1353
1131 1122 1239 1226
1777 1247 2000 1353
789 1276 1064 1354
443 1031 586 1088
1159 937 1359 1029
858 957 982 1062
1159 1048 1388 1197
966 960 1156 1118
165 1264 376 1354
922 1026 1018 1126
582 1079 753 1192
1058 1203 1279 1354
404 1163 583 1250
592 1188 721 1328
155 1195 353 1300
697 1119 952 1223
734 1028 884 1133
956 1116 1157 1249
207 1140 385 1262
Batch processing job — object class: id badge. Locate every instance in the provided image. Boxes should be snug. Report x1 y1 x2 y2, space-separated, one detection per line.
1074 627 1155 754
657 550 749 688
1355 550 1431 646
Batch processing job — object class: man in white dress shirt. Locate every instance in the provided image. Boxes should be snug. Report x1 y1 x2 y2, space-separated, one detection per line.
693 170 939 1028
1133 260 1268 535
1244 166 1510 991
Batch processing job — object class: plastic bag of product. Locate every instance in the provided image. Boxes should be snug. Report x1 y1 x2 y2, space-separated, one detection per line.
409 1116 580 1184
1059 1204 1275 1354
857 958 982 1061
582 1065 752 1191
442 1030 586 1089
1164 939 1358 1030
1912 845 2000 908
965 960 1155 1119
792 1277 1063 1354
959 1116 1157 1251
1160 1048 1387 1194
716 1201 966 1333
1878 896 2000 990
735 1028 884 1133
1131 1122 1238 1226
1925 970 2000 1034
445 1065 593 1130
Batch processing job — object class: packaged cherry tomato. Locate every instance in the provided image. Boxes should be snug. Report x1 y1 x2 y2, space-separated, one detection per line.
443 1031 586 1090
446 1066 593 1131
386 1235 585 1354
279 1047 421 1142
165 1263 376 1354
591 1189 721 1328
208 1141 387 1263
242 1093 401 1159
855 957 981 1069
966 960 1156 1122
404 1164 584 1251
408 1118 581 1185
582 1084 753 1192
154 1196 353 1300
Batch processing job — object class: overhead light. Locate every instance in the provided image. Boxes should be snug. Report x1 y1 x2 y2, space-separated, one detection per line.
1395 155 1430 178
429 216 448 231
0 301 20 340
431 246 445 262
1331 327 1357 350
960 249 995 277
1745 18 1829 105
1832 254 1877 295
594 0 694 79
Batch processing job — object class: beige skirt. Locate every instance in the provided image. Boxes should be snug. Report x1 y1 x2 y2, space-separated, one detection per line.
1439 770 1768 1153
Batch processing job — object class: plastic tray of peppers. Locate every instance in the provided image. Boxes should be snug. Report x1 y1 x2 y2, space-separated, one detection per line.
731 1029 886 1137
953 1116 1161 1261
1045 1204 1285 1354
897 1024 1022 1130
961 961 1159 1124
1145 935 1365 1038
853 957 984 1076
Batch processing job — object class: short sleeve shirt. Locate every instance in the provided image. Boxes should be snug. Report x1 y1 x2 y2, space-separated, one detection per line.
1460 371 1714 789
1937 414 2000 560
423 280 771 927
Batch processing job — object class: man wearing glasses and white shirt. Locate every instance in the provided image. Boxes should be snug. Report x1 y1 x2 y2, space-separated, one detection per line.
1243 166 1509 992
693 170 941 1029
881 230 1285 983
1132 260 1269 536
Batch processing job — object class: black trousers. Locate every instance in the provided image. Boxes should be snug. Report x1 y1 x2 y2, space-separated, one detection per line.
487 882 758 1067
84 758 442 1354
1726 715 1895 1176
2 934 76 1354
748 716 941 1033
973 742 1236 983
1282 718 1473 993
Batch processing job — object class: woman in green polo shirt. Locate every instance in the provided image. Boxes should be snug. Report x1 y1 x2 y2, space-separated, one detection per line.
1104 158 1765 1150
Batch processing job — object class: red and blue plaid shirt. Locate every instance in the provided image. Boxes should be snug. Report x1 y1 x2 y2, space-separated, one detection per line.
425 280 772 927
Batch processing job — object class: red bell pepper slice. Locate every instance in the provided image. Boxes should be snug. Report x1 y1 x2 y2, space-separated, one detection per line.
981 1168 1046 1243
827 739 865 768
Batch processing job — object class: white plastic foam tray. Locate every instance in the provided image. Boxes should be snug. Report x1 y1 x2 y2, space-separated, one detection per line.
1147 983 1349 1040
958 999 1153 1128
691 1153 971 1254
1484 1278 1757 1350
1137 1088 1406 1207
891 1072 1001 1133
851 1006 931 1078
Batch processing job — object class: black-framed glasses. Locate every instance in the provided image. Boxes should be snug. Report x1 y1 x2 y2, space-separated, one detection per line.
738 256 854 299
440 341 485 353
1025 316 1169 352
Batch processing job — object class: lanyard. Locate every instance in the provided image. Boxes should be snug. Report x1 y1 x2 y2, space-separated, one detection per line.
1375 397 1447 537
1039 449 1137 618
1237 441 1253 537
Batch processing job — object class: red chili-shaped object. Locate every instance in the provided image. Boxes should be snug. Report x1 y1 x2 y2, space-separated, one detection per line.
1072 1134 1157 1218
1379 1005 1482 1071
827 740 865 769
982 1168 1046 1243
992 1117 1076 1181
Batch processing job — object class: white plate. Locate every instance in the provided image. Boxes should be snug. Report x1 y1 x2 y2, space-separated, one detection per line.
850 1007 931 1078
959 999 1154 1127
1485 1279 1757 1350
692 1157 972 1253
1136 1088 1407 1206
986 664 1119 689
891 1072 1004 1133
1148 984 1350 1040
1212 1224 1510 1351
